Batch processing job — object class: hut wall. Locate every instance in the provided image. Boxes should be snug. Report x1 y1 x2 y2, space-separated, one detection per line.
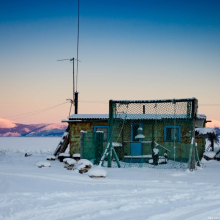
69 121 108 155
111 120 205 160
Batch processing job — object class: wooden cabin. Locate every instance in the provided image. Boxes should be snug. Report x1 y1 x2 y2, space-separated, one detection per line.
62 112 207 161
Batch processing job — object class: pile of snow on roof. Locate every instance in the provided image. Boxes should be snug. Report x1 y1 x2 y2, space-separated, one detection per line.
196 127 216 135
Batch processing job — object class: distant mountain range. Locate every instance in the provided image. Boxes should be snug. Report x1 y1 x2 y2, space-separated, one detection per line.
0 117 219 137
0 118 67 137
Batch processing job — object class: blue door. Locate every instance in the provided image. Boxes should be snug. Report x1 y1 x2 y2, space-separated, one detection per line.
131 123 142 155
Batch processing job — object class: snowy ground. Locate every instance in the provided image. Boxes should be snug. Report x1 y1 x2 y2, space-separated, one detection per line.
1 138 220 220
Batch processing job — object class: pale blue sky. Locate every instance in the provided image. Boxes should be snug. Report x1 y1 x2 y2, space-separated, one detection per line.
0 0 220 123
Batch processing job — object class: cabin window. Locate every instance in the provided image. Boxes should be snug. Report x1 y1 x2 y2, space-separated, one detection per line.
164 126 181 142
93 126 108 142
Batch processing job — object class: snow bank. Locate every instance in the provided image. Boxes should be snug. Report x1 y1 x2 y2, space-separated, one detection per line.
88 167 107 178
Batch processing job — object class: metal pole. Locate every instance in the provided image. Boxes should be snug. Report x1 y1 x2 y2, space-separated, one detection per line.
108 100 113 167
72 58 75 102
75 92 78 114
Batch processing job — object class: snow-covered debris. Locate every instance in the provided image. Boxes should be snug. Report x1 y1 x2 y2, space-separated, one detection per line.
63 158 76 170
88 167 107 178
63 158 76 165
73 153 80 158
77 159 93 166
75 159 93 174
36 161 51 168
196 128 216 135
47 155 55 160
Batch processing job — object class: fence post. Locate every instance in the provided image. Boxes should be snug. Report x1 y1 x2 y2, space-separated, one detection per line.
188 98 197 171
108 100 114 167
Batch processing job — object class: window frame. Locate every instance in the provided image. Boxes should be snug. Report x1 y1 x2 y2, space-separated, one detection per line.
164 126 181 142
93 126 109 142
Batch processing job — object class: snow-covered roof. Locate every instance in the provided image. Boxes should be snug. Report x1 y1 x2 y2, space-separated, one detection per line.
63 113 206 122
196 114 206 120
67 114 109 121
195 127 216 135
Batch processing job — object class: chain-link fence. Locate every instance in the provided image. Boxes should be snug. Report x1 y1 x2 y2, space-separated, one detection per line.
99 98 198 170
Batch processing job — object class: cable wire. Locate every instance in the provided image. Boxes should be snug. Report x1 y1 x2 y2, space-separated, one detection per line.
2 101 69 120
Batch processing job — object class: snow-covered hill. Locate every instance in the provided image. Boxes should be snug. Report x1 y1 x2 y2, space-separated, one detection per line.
0 118 67 137
0 118 17 128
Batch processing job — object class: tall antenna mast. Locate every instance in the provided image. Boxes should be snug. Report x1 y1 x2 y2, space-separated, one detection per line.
75 0 80 114
57 0 80 115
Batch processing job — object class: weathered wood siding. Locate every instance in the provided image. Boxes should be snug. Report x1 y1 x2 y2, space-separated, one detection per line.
113 120 205 160
69 121 108 155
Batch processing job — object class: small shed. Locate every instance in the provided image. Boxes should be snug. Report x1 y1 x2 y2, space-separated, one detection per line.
62 114 109 155
61 98 209 169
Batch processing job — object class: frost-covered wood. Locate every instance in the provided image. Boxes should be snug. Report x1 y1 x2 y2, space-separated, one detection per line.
53 126 70 156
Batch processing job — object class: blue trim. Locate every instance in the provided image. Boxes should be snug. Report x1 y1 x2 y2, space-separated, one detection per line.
93 126 109 142
131 123 143 155
164 126 181 142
